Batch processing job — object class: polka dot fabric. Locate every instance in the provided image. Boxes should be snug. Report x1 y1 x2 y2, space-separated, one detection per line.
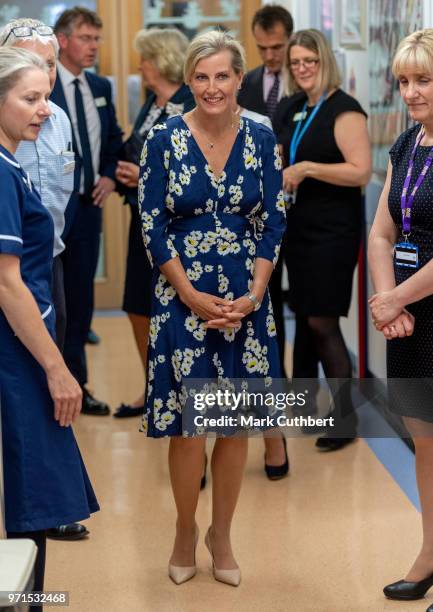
386 124 433 421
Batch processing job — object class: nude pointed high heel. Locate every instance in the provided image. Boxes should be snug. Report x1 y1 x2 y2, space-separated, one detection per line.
205 527 241 587
168 526 199 585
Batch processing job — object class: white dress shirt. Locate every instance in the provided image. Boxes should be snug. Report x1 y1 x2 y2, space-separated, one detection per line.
56 62 101 193
15 101 75 257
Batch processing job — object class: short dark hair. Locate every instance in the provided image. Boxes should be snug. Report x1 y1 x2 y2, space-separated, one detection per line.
54 6 102 36
252 5 294 38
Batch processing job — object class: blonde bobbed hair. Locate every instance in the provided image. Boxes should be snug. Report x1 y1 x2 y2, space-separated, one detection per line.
184 30 246 83
134 27 188 84
287 29 341 95
392 29 433 77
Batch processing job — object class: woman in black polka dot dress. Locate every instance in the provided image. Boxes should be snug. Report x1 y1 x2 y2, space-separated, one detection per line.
369 30 433 610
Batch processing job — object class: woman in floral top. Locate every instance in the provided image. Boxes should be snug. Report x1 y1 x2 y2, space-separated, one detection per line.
138 31 286 586
114 27 194 417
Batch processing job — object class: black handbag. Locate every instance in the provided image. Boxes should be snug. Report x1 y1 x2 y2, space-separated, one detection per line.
122 130 147 165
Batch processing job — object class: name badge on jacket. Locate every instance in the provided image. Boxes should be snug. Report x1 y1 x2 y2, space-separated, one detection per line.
95 96 107 108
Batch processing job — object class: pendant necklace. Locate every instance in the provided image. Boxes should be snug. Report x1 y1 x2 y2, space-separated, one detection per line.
194 108 240 149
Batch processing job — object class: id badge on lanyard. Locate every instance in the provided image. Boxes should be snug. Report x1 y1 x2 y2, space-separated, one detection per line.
286 94 326 209
394 127 433 269
394 241 419 268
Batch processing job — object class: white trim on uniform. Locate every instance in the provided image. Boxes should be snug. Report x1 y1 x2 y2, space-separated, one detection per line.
0 234 23 244
0 151 20 168
41 305 52 320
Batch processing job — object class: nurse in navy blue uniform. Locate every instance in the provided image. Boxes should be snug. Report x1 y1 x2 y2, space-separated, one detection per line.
0 48 98 603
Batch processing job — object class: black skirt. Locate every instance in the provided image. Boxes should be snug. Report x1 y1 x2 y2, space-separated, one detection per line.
122 203 153 317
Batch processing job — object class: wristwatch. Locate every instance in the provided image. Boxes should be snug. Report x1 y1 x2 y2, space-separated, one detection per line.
244 292 261 311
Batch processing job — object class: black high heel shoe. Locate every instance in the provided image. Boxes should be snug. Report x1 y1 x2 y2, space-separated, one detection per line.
426 604 433 612
200 454 208 490
264 435 289 480
384 572 433 600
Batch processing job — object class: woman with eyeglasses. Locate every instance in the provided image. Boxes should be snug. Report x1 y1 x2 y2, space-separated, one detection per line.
273 29 371 451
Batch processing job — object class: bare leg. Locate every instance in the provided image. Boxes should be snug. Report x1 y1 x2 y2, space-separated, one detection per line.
209 437 248 569
127 313 150 406
403 417 433 581
169 436 207 566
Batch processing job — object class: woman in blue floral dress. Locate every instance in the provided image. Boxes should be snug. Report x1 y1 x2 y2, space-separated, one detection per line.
138 31 286 586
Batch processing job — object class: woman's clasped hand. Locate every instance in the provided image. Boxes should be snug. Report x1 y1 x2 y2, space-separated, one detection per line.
179 288 255 329
368 290 415 340
282 160 311 192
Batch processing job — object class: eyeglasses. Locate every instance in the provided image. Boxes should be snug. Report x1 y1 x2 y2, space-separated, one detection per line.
3 25 53 44
289 58 320 71
69 34 103 44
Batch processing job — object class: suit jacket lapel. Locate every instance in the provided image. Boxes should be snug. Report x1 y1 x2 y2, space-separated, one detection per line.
51 78 78 151
257 66 267 113
52 78 71 121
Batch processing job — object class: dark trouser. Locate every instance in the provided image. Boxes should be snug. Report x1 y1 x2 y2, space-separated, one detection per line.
51 255 67 353
62 196 102 386
7 530 47 611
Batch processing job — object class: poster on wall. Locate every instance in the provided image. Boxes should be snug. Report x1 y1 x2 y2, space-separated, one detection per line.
369 0 423 178
339 0 367 49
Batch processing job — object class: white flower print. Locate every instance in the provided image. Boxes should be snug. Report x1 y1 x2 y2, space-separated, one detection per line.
171 128 188 161
274 144 282 170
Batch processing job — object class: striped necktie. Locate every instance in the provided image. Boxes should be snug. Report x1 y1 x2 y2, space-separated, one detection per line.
266 72 280 119
73 78 95 195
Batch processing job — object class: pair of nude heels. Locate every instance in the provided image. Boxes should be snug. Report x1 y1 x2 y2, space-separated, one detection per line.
168 526 241 587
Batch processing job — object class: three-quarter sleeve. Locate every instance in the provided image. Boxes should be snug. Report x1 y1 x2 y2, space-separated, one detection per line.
138 126 178 267
255 129 286 266
0 165 23 258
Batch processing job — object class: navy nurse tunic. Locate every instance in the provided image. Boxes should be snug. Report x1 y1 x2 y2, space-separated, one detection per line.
0 144 99 532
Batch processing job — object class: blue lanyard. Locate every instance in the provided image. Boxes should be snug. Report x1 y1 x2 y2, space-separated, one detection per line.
289 93 326 166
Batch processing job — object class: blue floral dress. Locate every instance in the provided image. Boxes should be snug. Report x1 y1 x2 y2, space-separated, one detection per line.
138 115 286 437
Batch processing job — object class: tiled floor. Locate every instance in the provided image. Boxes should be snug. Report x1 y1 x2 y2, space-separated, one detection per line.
45 317 425 612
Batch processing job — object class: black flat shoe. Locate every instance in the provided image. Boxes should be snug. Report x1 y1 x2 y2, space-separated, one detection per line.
426 604 433 611
384 573 433 600
81 387 110 415
264 436 289 480
315 436 356 452
47 523 89 541
113 403 144 418
200 454 208 490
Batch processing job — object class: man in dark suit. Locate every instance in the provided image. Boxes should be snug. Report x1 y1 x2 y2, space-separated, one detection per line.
238 4 293 368
238 5 293 120
51 7 123 416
